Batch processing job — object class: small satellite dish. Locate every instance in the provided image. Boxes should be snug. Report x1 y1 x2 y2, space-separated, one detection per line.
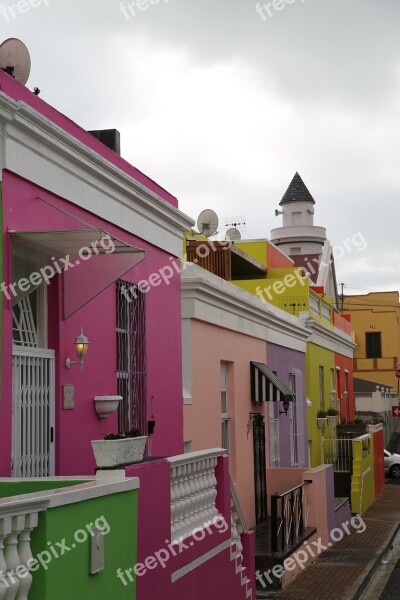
225 228 241 241
197 209 219 238
0 38 31 86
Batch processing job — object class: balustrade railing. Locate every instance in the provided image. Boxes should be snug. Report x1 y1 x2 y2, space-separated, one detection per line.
0 500 47 599
168 450 223 542
271 481 311 552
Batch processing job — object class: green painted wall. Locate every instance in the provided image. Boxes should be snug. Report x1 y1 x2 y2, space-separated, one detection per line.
306 343 336 468
0 480 87 498
30 490 138 600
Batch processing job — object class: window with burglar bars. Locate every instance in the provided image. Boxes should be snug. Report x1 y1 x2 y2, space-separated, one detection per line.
116 280 147 436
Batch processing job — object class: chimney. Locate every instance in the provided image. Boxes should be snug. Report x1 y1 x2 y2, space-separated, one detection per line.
88 129 121 155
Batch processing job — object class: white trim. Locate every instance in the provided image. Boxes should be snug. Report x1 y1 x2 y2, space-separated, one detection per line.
182 264 309 352
0 94 194 257
300 315 356 358
182 319 192 405
171 539 231 582
0 474 139 510
168 448 224 468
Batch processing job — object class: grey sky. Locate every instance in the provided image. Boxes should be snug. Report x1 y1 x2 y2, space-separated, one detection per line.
2 0 399 295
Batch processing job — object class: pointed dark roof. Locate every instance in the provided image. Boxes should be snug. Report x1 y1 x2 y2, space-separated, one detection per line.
280 172 316 206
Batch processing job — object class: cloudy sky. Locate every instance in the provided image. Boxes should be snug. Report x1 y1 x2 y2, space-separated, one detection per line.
2 0 399 296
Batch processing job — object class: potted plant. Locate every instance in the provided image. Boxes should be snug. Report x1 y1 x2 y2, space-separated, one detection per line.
327 407 339 424
367 417 384 433
317 410 328 428
91 428 147 468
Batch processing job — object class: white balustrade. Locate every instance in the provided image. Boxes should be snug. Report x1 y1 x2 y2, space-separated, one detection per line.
168 450 223 541
0 501 47 600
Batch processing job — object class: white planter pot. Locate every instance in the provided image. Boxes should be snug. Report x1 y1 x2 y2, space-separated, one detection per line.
317 418 327 429
327 416 338 425
367 423 383 432
94 395 122 419
91 436 147 467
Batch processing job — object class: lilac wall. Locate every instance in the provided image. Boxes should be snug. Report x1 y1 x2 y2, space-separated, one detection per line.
1 172 183 476
266 342 308 468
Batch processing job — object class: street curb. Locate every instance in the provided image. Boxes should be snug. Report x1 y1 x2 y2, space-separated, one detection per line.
349 520 400 600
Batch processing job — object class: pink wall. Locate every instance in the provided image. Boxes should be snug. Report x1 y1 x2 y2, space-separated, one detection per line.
184 320 267 528
1 171 183 476
125 455 255 600
0 71 177 207
266 242 293 268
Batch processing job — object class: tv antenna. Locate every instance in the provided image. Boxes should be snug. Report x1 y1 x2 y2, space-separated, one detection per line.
197 209 219 238
225 228 242 241
224 216 246 241
0 38 31 85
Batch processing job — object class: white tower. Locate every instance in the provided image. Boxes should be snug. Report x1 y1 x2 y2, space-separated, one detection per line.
270 172 339 309
270 172 327 256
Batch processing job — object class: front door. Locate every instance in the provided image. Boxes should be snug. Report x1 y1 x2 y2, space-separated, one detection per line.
253 414 267 523
11 291 55 477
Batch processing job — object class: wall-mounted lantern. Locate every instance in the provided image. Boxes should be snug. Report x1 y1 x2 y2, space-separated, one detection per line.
66 327 90 372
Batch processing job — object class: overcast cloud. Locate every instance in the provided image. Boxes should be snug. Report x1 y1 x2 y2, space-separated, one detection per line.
1 0 399 295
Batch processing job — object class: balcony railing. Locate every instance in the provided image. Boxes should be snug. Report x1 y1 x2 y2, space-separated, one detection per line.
323 437 353 472
168 449 223 542
271 480 311 552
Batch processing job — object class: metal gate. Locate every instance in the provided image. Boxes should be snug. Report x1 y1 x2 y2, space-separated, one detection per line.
253 414 267 523
12 346 55 477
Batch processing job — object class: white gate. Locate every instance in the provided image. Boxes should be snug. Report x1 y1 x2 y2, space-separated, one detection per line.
12 346 55 477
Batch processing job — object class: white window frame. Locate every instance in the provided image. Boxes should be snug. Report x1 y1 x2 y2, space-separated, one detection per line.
221 363 230 455
269 398 280 467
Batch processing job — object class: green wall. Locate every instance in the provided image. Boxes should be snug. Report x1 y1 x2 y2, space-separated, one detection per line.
30 490 138 600
0 480 86 498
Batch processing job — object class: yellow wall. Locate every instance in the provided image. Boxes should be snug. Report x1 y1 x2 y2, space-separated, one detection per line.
345 292 400 389
233 268 310 318
306 343 336 468
351 434 375 515
235 241 267 267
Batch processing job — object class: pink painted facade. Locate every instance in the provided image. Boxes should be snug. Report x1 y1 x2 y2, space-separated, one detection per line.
184 319 267 527
0 69 190 476
125 455 255 600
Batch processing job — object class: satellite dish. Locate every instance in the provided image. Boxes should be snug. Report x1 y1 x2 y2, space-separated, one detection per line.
0 38 31 86
225 228 241 241
197 209 219 238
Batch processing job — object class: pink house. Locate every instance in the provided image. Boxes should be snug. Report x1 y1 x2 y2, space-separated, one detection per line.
0 69 256 600
0 68 193 477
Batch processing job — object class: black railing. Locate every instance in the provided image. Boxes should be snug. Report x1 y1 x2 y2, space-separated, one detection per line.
271 480 312 552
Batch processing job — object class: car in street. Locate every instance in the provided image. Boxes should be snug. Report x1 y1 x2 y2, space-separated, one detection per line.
384 449 400 478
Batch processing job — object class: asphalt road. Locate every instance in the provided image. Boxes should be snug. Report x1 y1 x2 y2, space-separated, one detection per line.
379 558 400 599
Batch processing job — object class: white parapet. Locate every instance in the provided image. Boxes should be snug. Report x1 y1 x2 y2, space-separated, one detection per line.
168 449 224 542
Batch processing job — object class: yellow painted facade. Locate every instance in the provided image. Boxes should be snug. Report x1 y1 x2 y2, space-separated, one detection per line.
345 292 400 390
351 434 375 515
306 343 336 467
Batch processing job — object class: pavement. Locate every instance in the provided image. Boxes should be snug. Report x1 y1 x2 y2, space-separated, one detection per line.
271 482 400 600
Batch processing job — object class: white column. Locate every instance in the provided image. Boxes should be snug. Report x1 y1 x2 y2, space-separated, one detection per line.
4 515 25 600
0 518 12 600
16 512 38 600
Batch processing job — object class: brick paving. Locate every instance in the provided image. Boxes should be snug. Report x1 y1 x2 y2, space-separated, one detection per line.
274 485 400 600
